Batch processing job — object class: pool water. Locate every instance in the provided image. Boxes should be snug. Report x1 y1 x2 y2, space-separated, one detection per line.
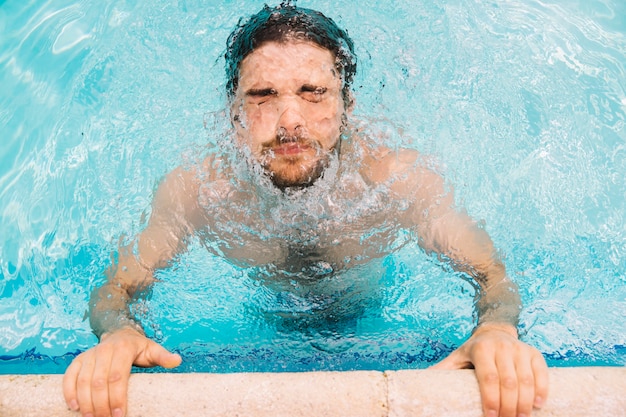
1 0 625 374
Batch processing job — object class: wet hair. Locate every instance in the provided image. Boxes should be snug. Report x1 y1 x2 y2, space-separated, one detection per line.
225 2 357 107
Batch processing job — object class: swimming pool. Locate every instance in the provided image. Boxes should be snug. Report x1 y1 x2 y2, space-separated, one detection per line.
1 0 625 375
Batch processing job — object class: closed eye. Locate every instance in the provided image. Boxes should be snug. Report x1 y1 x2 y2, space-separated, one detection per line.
246 88 277 104
300 85 327 102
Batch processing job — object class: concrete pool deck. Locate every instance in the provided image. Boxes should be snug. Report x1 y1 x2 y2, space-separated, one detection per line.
1 367 625 416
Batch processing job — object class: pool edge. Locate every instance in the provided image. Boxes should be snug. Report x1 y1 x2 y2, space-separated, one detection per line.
1 367 625 416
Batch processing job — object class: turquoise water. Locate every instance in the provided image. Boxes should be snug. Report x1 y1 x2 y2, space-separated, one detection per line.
1 0 625 374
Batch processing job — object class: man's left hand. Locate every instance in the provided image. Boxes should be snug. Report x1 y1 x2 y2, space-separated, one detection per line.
431 323 549 417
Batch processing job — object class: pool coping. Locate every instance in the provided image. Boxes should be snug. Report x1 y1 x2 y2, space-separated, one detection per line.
1 367 625 416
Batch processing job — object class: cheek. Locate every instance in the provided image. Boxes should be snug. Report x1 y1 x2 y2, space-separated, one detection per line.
242 105 278 133
309 103 344 139
236 107 276 154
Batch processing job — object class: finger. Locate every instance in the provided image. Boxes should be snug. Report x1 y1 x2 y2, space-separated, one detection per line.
532 353 549 409
63 358 83 411
75 351 97 417
91 344 116 417
429 352 458 370
495 350 518 417
513 353 535 417
472 347 500 417
160 351 182 369
429 345 472 370
143 341 182 369
106 351 134 417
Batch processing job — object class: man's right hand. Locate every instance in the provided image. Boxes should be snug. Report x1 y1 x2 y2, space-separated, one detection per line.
63 328 182 417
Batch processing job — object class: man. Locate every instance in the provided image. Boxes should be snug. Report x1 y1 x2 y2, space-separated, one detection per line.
63 4 549 417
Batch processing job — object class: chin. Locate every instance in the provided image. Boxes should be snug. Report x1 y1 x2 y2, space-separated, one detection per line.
267 158 327 189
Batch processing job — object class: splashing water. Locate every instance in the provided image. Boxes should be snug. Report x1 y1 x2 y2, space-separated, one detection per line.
1 0 625 372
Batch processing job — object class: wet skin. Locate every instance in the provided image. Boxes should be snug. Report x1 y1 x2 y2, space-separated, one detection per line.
63 40 549 417
231 41 346 188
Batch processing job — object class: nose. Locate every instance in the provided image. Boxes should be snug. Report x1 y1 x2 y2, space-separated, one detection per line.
276 97 305 135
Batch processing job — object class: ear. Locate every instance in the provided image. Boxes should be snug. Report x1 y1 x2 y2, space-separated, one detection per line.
229 99 248 142
229 100 246 130
229 101 240 126
344 91 355 114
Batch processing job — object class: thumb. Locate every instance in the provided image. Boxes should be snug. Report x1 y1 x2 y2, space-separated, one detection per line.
143 341 182 369
430 354 457 370
429 348 467 370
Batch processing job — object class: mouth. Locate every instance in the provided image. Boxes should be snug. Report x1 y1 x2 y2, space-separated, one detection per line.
272 143 311 156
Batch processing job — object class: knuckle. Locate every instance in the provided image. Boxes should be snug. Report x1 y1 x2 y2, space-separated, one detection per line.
482 371 499 385
108 371 124 384
501 375 518 390
76 373 92 387
518 373 534 387
91 376 108 390
472 341 490 356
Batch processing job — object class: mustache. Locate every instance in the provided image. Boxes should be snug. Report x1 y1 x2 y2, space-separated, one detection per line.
259 127 328 168
276 126 307 144
264 127 320 150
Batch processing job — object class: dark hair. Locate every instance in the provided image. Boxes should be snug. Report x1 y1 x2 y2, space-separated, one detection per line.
225 3 357 106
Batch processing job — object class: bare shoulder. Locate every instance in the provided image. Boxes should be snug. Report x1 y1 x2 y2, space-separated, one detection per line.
158 155 222 197
156 166 200 202
358 142 446 197
151 156 223 228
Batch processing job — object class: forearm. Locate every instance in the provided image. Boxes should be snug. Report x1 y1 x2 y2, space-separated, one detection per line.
88 228 188 339
86 167 200 339
88 248 155 339
473 261 521 331
88 282 146 339
425 209 522 330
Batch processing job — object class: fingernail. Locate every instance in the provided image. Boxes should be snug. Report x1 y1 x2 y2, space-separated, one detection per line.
113 408 124 417
486 410 497 417
534 396 544 407
68 399 79 411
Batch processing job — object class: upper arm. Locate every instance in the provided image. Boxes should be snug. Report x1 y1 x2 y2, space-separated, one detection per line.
111 166 205 292
138 166 204 269
364 147 505 285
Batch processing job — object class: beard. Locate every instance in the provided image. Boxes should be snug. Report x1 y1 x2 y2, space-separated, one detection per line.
260 127 336 189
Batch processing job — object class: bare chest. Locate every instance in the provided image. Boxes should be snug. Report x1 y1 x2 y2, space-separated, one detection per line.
197 174 410 273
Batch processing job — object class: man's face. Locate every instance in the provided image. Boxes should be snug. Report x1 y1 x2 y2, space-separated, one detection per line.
232 41 347 188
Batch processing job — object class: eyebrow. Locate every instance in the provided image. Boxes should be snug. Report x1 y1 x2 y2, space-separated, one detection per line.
300 84 327 93
245 88 276 96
